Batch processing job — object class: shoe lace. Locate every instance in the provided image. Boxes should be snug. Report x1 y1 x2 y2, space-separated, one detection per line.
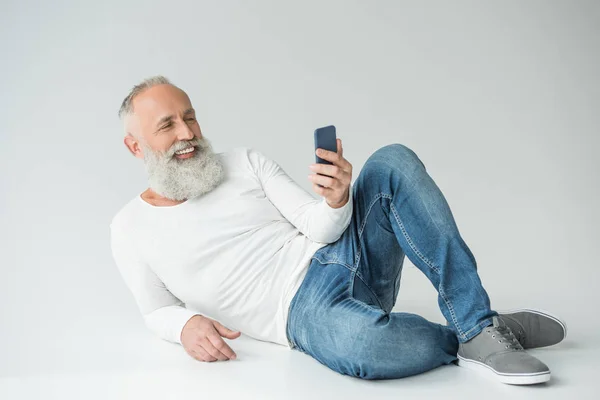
500 315 526 344
486 318 524 351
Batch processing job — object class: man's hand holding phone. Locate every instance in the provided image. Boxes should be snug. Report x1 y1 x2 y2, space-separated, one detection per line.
309 138 353 209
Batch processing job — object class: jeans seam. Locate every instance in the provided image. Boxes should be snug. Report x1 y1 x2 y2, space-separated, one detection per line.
308 257 385 316
462 318 494 341
354 193 400 312
353 192 389 271
310 254 354 272
350 270 389 314
388 199 466 339
391 265 402 311
388 199 440 275
439 286 466 340
352 269 386 311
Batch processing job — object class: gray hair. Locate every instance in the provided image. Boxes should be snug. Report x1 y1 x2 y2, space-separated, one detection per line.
118 75 174 120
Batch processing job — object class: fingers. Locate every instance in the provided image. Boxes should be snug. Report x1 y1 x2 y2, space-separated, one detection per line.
201 320 239 361
190 346 218 362
315 146 350 170
308 162 349 190
187 334 237 362
186 334 238 362
309 163 344 179
214 321 242 339
312 182 333 196
208 332 237 360
195 334 229 361
308 173 337 189
181 317 240 363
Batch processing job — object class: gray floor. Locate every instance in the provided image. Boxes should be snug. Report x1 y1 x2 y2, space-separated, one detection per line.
1 266 595 400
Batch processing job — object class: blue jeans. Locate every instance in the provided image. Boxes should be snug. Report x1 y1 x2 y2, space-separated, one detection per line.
286 143 498 380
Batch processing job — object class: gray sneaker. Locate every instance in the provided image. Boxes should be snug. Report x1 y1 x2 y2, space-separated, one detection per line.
498 308 567 349
457 316 551 385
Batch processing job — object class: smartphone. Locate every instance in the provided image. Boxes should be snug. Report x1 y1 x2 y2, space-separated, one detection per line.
314 125 337 187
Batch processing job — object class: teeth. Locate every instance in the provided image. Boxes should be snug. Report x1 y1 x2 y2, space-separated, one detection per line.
175 147 194 155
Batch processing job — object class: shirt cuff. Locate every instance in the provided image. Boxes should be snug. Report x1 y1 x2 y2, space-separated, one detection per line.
144 305 202 345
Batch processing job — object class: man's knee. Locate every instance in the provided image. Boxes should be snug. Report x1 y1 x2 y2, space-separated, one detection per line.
333 318 452 379
373 143 423 166
363 143 426 181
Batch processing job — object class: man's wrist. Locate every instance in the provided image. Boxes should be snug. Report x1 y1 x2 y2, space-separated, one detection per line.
326 190 350 209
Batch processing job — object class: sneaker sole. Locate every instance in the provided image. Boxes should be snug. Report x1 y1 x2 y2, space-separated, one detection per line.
457 354 551 385
497 308 568 342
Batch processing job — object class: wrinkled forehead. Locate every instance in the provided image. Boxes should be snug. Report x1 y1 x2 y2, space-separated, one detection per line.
132 84 193 127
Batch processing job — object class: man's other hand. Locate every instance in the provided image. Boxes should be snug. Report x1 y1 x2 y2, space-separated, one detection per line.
180 315 241 362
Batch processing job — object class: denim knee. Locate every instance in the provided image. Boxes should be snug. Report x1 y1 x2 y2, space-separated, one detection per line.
332 321 391 379
331 316 455 380
373 143 424 166
363 143 426 182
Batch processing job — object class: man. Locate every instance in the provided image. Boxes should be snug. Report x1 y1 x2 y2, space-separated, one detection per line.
110 75 566 385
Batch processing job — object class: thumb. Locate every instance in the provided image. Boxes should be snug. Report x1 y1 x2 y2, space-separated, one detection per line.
214 321 241 339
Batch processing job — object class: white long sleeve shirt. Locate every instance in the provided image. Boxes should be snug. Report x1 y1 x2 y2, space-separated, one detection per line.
109 146 353 348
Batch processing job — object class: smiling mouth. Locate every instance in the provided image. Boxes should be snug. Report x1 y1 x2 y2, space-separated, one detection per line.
174 146 196 159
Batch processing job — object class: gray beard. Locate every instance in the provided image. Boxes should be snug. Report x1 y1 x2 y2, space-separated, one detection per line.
141 136 226 201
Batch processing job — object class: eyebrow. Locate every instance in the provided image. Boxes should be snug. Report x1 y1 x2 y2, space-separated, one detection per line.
155 108 196 129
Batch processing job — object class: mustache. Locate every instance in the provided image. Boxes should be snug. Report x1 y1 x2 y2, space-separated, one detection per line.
168 137 204 157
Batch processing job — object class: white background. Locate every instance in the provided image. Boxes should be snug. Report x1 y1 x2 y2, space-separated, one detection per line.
1 0 598 398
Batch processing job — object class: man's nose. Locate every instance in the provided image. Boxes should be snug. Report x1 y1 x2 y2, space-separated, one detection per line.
176 120 195 141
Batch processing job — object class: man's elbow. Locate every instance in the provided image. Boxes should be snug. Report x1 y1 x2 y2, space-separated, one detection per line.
307 230 343 245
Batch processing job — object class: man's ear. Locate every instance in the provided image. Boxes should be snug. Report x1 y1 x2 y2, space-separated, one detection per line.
124 133 143 159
